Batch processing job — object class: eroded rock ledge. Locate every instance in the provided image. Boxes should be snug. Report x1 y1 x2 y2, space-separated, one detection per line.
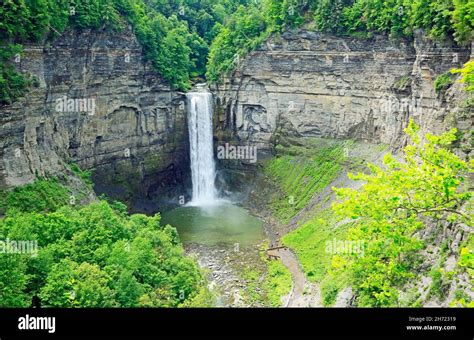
213 29 472 152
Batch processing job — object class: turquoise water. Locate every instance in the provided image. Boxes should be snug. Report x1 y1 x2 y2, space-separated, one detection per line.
161 202 264 246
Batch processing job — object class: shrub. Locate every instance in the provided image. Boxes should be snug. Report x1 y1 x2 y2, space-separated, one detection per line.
434 73 453 93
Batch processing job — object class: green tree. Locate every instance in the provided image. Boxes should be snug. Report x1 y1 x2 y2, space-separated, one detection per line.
0 193 212 307
159 21 193 89
113 270 144 307
410 0 454 40
452 0 473 43
314 0 348 34
39 259 116 307
0 255 30 307
206 4 267 82
0 0 31 40
332 120 473 306
24 0 51 40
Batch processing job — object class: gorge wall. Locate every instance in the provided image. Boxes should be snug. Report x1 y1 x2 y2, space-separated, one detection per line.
1 27 472 208
0 28 190 211
213 29 472 153
211 29 473 307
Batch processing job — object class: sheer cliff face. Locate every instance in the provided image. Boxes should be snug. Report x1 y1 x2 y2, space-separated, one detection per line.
214 29 472 151
0 28 189 206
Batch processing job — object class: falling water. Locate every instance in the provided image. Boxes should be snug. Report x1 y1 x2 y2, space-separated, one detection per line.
187 89 216 205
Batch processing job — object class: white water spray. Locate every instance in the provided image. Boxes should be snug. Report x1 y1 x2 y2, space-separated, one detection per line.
187 89 217 205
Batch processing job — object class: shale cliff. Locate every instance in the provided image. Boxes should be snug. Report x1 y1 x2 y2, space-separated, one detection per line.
0 28 189 209
214 29 472 152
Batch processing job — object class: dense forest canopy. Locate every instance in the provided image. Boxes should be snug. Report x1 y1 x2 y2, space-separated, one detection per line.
0 179 213 307
0 0 472 102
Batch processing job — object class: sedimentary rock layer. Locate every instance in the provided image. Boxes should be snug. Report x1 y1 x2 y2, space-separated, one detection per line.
0 28 189 206
214 29 472 151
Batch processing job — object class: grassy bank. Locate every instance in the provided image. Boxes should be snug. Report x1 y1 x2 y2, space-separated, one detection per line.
264 138 352 223
263 138 386 306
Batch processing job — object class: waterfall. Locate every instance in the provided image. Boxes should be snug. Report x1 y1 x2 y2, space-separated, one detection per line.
187 90 217 205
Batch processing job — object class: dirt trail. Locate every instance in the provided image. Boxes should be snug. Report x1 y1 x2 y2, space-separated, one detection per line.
268 247 321 307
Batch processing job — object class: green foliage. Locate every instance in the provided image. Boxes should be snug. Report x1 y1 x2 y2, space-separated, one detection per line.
263 0 305 32
69 163 93 187
393 75 411 91
0 0 31 41
206 4 268 82
450 288 474 307
70 0 122 29
241 251 293 307
265 139 349 223
40 259 116 307
0 178 70 215
320 265 351 306
262 259 293 307
207 0 309 82
410 0 454 40
274 140 382 305
314 0 348 34
0 0 121 102
449 233 473 307
0 199 212 307
456 233 473 289
339 0 470 41
0 254 30 307
332 120 473 306
160 20 193 89
116 2 194 89
283 209 343 282
452 0 474 42
241 267 266 305
458 236 474 272
434 72 454 93
429 267 450 299
452 60 474 92
0 45 33 104
0 0 122 42
2 0 470 88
